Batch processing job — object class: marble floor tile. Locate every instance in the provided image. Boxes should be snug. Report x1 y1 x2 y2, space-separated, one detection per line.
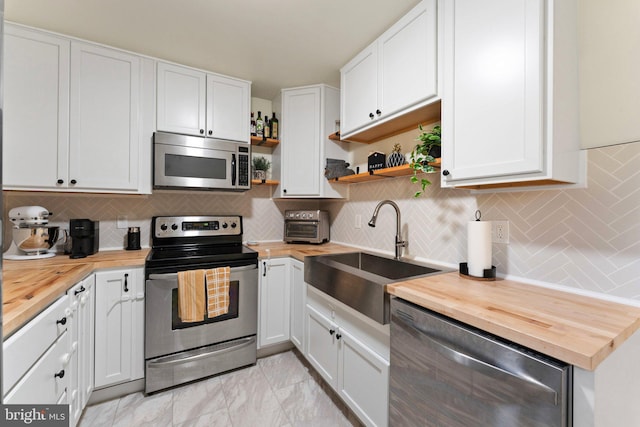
79 350 360 427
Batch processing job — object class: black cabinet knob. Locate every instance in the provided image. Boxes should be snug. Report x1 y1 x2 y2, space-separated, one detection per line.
336 333 342 340
329 329 336 335
54 369 65 379
57 179 64 185
70 179 77 185
74 286 86 296
442 170 450 176
208 130 213 135
376 109 381 116
369 113 374 119
283 189 287 193
56 317 67 326
200 129 204 134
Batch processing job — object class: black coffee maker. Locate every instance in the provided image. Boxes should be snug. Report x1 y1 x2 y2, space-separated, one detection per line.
69 219 99 259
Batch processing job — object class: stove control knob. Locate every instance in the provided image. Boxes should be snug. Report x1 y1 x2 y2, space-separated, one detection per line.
222 222 228 229
160 224 168 231
171 224 178 231
231 222 237 228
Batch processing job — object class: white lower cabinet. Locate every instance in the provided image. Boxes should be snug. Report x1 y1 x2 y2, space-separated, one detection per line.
68 275 95 427
94 267 145 388
305 286 390 427
289 259 306 352
258 258 291 348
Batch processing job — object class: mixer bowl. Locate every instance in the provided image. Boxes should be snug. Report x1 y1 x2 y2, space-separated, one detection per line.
13 226 60 254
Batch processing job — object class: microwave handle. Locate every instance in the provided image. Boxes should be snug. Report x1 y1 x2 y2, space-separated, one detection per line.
231 154 236 186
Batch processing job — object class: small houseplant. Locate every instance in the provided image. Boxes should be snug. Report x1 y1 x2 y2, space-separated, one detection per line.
252 156 271 181
409 124 441 197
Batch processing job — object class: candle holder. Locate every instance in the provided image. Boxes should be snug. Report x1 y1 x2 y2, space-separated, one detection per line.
459 262 496 281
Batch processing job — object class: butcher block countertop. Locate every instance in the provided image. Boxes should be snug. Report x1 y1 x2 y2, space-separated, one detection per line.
3 249 149 338
387 272 640 371
249 241 355 260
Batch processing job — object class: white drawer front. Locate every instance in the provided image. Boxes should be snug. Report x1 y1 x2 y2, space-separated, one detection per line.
4 331 70 404
3 295 70 393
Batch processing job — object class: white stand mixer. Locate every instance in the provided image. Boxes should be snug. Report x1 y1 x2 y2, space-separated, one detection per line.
3 206 61 260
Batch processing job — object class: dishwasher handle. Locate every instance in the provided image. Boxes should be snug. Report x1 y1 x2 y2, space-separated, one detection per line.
395 309 558 405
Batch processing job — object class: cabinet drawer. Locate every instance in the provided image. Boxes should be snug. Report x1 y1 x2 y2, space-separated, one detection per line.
3 295 69 393
4 331 70 404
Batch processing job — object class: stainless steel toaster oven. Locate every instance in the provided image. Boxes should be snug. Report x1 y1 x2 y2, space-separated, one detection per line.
284 210 329 244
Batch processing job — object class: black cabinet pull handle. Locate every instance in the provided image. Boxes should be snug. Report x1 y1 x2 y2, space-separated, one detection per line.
70 179 77 185
54 369 65 379
329 329 335 335
442 170 450 176
336 333 342 340
376 109 381 116
124 273 129 292
369 113 374 119
74 285 86 296
263 262 267 277
56 317 67 326
57 179 64 185
199 129 204 134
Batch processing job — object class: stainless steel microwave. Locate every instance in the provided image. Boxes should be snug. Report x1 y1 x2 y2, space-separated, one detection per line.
153 132 250 191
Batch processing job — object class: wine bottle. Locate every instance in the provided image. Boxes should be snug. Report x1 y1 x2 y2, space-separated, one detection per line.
264 115 271 139
250 112 256 136
271 112 279 139
256 111 264 137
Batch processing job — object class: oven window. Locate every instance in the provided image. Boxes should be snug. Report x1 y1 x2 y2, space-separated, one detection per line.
171 280 239 329
165 154 227 179
286 222 319 239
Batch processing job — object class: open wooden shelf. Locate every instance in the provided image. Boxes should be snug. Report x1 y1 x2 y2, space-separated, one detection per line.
333 160 440 184
250 136 280 148
251 179 279 186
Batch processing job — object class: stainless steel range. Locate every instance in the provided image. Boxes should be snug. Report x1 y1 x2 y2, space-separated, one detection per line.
144 215 258 393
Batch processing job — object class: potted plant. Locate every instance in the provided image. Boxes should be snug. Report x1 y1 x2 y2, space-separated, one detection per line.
252 156 271 181
409 124 441 197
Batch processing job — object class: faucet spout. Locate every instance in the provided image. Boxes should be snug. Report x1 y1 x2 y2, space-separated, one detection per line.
368 200 406 259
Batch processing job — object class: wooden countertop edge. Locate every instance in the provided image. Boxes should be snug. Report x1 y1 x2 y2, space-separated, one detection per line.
387 273 640 371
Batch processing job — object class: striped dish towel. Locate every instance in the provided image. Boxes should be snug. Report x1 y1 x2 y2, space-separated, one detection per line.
177 269 206 322
205 267 230 318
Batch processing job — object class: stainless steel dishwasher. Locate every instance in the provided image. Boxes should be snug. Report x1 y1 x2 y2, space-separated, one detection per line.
390 297 572 426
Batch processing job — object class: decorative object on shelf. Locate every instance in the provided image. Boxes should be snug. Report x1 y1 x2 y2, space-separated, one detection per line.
252 156 271 182
368 151 386 172
325 158 355 180
386 143 406 168
409 124 442 197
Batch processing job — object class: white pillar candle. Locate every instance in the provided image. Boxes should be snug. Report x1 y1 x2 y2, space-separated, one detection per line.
467 220 492 277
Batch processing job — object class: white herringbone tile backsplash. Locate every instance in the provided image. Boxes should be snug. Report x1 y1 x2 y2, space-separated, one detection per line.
4 142 639 302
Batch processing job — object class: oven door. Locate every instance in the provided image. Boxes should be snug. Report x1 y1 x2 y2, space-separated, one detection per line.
145 264 258 359
284 220 320 242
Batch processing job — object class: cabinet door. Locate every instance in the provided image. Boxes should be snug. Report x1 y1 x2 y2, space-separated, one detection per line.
68 281 82 426
206 74 250 142
69 42 140 191
305 304 339 389
379 0 438 118
130 268 146 381
289 259 306 353
259 258 291 347
94 270 133 388
281 86 322 196
340 43 378 135
441 0 544 185
3 24 70 189
338 329 390 427
157 62 207 136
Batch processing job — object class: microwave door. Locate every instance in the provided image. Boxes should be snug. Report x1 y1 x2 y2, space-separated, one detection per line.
155 144 234 189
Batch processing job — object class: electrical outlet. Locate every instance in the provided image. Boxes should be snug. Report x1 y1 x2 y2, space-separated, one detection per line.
492 220 509 244
355 214 362 229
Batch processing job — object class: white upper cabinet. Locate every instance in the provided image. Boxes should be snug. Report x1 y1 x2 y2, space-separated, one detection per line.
340 0 439 142
157 62 251 142
3 23 153 194
440 0 583 189
275 84 348 198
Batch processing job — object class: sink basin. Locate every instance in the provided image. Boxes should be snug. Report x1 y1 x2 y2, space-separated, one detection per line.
304 252 444 324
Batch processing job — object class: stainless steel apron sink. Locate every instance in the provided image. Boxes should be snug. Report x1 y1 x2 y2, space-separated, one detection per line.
304 252 445 324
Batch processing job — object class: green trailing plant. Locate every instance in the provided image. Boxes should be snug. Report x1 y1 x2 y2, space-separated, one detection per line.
252 156 271 172
409 124 441 197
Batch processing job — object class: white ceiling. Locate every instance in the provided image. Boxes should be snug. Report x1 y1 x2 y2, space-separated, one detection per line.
6 0 422 99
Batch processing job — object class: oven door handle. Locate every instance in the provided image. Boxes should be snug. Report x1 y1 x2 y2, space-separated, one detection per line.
147 264 256 280
147 336 255 367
